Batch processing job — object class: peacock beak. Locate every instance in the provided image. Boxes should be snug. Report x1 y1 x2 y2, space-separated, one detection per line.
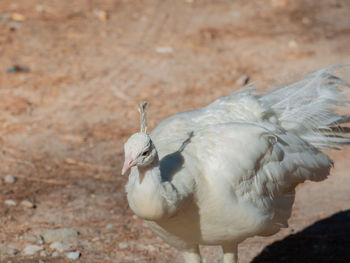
121 157 135 175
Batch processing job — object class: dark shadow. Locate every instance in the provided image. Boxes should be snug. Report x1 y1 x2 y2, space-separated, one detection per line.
160 151 184 182
159 132 194 182
252 210 350 263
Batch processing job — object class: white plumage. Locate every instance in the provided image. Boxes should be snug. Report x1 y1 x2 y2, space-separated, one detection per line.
122 67 350 263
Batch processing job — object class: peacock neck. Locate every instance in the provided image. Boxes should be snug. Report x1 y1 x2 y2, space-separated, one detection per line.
126 153 169 220
137 154 160 183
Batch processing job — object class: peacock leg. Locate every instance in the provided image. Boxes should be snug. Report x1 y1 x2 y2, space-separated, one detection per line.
222 244 238 263
182 245 201 263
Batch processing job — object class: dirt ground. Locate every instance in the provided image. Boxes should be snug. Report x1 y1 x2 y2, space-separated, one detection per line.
0 0 349 262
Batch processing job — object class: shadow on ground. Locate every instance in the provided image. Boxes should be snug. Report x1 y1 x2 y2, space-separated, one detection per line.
252 210 350 263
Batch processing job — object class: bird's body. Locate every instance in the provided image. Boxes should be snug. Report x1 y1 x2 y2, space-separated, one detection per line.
122 68 350 263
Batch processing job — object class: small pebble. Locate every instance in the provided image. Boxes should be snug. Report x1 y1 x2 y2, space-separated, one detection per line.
22 245 43 256
7 64 30 73
49 241 71 252
39 250 48 257
0 14 11 22
11 13 25 21
105 224 115 229
23 234 37 243
8 22 22 31
8 248 19 255
21 200 35 208
51 251 59 257
65 251 81 260
288 40 298 48
136 244 158 252
39 260 45 263
43 228 78 243
155 46 173 54
91 237 100 242
118 242 128 249
4 175 16 184
5 200 17 206
236 75 250 86
93 9 108 21
147 245 158 252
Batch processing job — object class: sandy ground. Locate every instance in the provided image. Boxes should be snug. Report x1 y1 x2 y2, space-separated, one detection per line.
0 0 349 262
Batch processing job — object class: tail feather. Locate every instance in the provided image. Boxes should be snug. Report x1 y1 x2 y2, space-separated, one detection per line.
259 66 350 149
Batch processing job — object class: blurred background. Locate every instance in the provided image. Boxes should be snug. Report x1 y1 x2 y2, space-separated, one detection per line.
0 0 349 262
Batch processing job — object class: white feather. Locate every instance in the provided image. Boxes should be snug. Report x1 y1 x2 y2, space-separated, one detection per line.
123 67 350 263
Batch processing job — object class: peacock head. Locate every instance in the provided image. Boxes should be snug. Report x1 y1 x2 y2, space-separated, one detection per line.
121 102 157 175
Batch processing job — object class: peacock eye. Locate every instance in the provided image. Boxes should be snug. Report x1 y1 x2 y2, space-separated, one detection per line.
142 150 150 156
